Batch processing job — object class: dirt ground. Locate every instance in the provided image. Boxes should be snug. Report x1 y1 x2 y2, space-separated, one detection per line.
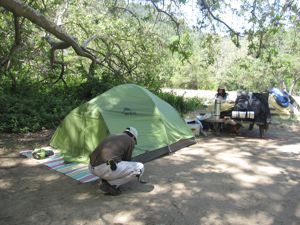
1 122 300 225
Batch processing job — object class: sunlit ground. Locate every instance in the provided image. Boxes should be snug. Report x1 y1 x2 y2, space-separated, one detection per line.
1 121 300 225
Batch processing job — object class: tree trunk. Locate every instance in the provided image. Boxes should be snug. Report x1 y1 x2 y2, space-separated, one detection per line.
0 12 22 71
280 79 287 91
0 12 22 93
289 78 300 95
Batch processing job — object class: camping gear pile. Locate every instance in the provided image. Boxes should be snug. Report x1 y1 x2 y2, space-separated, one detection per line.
203 91 271 137
233 91 271 124
200 87 300 137
268 88 300 116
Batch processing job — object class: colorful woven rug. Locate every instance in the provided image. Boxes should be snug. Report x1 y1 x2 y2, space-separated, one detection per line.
20 146 99 183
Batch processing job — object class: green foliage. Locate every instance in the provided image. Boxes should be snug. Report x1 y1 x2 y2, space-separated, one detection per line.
221 56 277 91
168 32 193 62
1 0 300 133
0 85 67 133
0 79 202 133
0 79 113 133
156 91 203 115
169 32 220 90
230 32 240 48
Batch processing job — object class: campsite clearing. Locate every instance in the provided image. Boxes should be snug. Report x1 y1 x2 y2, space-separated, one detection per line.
1 122 300 225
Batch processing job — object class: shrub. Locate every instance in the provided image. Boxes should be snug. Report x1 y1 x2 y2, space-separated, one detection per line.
156 91 203 115
0 79 203 133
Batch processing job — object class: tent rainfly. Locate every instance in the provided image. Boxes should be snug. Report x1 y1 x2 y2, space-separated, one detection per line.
50 84 196 163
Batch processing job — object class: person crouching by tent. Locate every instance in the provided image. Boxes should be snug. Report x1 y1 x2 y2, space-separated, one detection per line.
89 127 144 195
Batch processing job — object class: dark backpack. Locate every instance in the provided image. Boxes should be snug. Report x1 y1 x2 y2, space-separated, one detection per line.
234 94 251 111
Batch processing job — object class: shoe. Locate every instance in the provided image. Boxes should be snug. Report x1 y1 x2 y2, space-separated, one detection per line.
138 179 148 184
99 179 121 196
136 174 147 184
99 181 110 193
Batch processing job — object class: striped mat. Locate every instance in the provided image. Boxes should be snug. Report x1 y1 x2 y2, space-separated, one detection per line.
20 146 99 183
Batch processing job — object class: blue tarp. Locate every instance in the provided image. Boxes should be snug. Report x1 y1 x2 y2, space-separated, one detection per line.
270 88 290 108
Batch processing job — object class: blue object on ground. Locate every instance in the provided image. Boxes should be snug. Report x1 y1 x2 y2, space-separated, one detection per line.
270 88 290 108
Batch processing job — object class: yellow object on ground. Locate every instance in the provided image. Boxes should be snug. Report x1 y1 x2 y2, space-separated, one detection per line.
268 95 292 115
207 100 235 113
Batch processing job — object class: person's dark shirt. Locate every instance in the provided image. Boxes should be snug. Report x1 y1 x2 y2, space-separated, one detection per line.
89 134 135 167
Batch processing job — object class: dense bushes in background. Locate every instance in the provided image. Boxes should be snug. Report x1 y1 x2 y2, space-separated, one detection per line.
0 78 111 133
156 91 203 115
0 82 78 133
0 80 203 133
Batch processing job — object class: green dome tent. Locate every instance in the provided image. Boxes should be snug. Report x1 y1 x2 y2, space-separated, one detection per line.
50 84 195 163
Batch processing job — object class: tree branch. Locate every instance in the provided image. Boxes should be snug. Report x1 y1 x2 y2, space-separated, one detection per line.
0 0 99 66
54 0 69 26
0 12 22 73
53 58 67 87
149 0 180 34
43 36 67 85
110 5 141 26
200 0 240 36
82 35 98 49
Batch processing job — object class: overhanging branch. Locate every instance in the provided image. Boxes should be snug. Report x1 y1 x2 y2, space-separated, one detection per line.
0 0 99 64
149 0 180 34
200 0 240 37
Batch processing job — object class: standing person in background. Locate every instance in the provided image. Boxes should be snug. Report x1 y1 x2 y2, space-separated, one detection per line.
89 127 144 196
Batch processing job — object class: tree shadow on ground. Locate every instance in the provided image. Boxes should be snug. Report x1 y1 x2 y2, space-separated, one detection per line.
1 126 300 225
